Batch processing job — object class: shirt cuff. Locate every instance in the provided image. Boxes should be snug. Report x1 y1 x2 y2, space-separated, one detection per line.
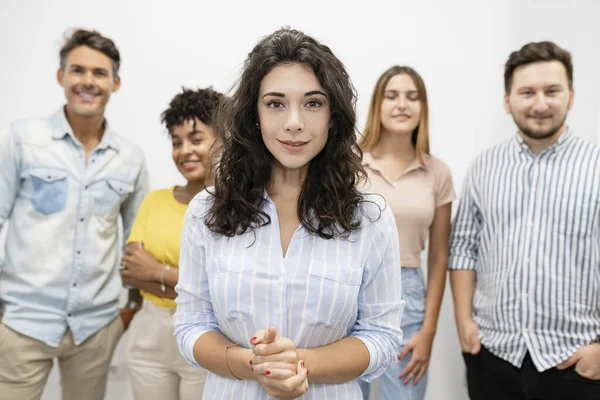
181 329 211 368
448 254 477 270
351 331 401 383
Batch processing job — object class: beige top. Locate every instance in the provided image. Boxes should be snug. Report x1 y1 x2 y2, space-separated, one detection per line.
362 152 455 267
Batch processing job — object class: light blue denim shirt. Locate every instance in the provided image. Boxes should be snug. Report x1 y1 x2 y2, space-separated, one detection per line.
0 107 148 346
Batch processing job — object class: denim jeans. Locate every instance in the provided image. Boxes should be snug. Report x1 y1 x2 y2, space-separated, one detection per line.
359 267 427 400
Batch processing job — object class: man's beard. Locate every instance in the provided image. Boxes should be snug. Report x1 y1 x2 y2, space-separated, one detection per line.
513 112 568 141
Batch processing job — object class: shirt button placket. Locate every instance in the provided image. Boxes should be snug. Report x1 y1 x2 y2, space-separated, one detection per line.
523 158 541 337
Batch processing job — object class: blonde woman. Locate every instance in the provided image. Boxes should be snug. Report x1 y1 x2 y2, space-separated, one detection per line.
358 66 455 400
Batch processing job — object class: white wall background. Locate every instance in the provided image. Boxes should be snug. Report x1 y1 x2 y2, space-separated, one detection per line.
1 0 599 399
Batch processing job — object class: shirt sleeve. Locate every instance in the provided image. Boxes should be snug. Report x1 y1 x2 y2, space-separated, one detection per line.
448 162 482 271
351 203 404 382
434 159 456 207
173 193 221 367
120 160 149 246
0 125 21 232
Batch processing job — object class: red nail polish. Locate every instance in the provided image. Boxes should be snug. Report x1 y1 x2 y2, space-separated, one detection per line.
398 356 402 360
300 361 305 368
251 367 254 372
249 359 253 365
306 369 309 376
250 337 257 343
266 370 271 375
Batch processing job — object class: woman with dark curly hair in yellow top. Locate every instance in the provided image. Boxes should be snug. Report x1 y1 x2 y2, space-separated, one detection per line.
119 87 224 400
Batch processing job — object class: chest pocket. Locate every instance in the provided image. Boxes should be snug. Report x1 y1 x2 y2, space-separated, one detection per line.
212 256 254 322
303 260 363 330
29 167 68 216
557 194 598 238
92 178 134 218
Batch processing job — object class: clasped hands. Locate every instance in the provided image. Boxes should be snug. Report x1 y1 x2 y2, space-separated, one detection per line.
249 326 309 399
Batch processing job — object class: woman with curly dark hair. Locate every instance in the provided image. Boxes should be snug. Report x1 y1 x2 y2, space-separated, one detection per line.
174 28 404 399
119 87 224 399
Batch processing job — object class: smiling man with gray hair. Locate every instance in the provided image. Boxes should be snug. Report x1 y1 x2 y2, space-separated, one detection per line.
0 29 148 400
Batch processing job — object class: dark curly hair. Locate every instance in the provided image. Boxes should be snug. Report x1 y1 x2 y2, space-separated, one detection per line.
161 87 225 134
205 28 368 240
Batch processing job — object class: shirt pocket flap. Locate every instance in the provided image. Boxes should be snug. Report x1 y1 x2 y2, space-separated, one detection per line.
106 179 134 195
29 167 68 183
308 260 363 285
215 255 255 274
344 267 364 286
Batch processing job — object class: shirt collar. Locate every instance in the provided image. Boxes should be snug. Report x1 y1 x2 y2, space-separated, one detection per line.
50 106 120 152
362 151 429 173
512 127 573 155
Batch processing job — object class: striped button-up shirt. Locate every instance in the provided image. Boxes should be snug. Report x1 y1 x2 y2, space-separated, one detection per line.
449 128 600 371
0 107 148 346
174 190 404 399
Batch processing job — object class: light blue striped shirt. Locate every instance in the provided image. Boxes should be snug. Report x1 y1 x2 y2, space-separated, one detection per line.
449 128 600 371
0 107 148 346
174 189 404 399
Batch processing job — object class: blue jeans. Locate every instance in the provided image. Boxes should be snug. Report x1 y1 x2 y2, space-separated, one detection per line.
358 267 427 400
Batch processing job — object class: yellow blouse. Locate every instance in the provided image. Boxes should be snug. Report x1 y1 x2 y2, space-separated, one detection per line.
127 187 188 308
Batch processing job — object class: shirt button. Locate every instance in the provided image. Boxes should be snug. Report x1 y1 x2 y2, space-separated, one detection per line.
276 308 282 315
79 218 84 222
77 251 81 255
73 283 77 287
67 313 72 317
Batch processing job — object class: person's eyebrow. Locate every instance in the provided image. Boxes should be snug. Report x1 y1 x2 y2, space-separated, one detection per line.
262 92 285 98
304 90 327 97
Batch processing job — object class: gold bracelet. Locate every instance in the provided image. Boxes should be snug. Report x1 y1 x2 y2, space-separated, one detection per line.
225 343 242 380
